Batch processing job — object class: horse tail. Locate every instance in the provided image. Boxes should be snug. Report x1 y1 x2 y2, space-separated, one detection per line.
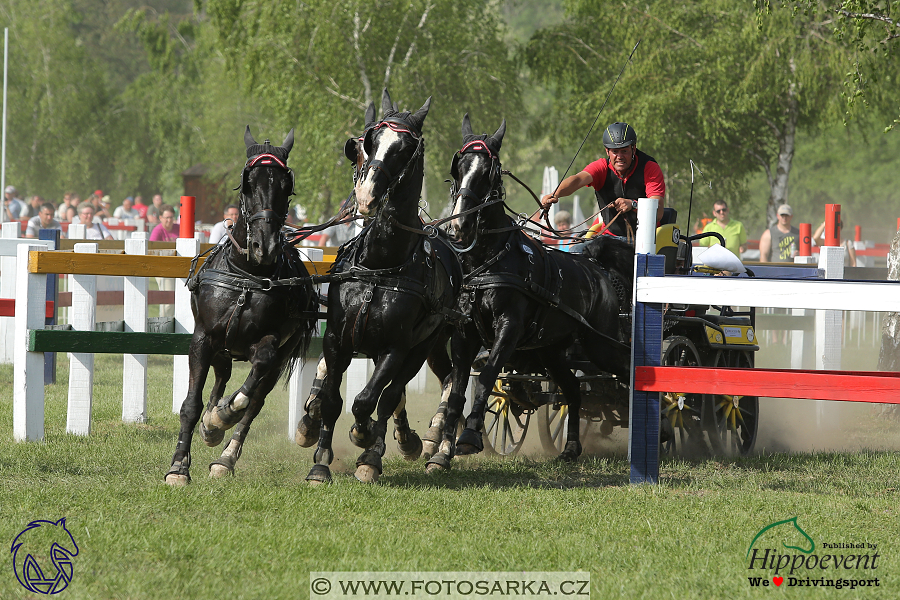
581 235 635 286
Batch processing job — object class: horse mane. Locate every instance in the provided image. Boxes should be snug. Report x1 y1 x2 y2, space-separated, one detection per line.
581 235 635 285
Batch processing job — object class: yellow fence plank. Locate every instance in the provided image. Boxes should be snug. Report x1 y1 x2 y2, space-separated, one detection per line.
28 251 334 278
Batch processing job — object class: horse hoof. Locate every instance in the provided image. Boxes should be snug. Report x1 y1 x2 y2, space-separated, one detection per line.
165 474 190 487
306 464 332 484
455 443 480 456
295 415 321 448
354 464 380 483
209 463 233 478
397 431 423 461
349 419 376 449
425 453 451 473
199 419 225 447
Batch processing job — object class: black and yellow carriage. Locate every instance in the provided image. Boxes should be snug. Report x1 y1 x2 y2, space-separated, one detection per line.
471 216 761 459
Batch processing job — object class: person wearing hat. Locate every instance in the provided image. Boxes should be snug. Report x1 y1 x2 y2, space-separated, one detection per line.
4 185 25 220
759 203 800 263
95 195 113 220
540 122 665 239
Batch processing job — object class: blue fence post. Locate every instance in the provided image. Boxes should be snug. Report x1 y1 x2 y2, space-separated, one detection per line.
629 252 665 484
39 229 60 385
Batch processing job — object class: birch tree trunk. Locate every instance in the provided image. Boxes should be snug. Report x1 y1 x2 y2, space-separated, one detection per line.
765 59 799 228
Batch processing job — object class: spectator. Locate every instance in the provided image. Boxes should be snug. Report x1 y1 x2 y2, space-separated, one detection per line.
75 203 113 240
146 193 164 225
149 205 179 241
319 220 357 247
699 200 747 258
4 185 25 220
56 193 74 221
96 195 113 220
63 194 79 223
759 204 800 262
554 210 573 251
813 220 857 267
133 195 148 219
209 205 240 244
114 197 140 220
25 203 65 238
21 195 43 219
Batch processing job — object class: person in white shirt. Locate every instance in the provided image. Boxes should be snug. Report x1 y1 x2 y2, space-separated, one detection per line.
209 205 240 244
74 203 113 240
113 196 140 220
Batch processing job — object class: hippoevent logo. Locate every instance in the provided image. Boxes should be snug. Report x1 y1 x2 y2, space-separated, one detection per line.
746 517 880 590
10 518 80 594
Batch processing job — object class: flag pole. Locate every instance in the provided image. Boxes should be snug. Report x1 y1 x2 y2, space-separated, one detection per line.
0 28 8 224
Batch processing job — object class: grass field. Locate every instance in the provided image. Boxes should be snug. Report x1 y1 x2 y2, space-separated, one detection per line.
1 335 899 599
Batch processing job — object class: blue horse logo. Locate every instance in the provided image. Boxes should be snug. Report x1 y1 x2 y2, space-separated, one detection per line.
11 518 79 594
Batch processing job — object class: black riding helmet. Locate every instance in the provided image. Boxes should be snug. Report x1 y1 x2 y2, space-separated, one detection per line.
602 122 636 149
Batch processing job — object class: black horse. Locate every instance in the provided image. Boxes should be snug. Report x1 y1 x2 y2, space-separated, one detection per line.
165 128 318 485
305 89 463 484
295 100 440 461
425 114 633 472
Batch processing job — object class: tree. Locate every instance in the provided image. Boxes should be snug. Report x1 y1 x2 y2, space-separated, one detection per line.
525 0 848 228
201 0 522 219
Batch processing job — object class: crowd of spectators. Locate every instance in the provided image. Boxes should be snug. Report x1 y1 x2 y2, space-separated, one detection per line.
1 185 180 241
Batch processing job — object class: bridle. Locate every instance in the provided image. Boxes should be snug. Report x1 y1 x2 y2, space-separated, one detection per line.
446 145 507 253
358 120 425 217
229 152 293 258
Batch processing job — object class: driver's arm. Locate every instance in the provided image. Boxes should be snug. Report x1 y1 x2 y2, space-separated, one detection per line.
540 171 593 208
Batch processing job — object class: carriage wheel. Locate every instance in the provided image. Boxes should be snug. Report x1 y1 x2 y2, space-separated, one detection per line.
706 350 759 456
659 336 709 456
537 402 593 455
480 379 531 456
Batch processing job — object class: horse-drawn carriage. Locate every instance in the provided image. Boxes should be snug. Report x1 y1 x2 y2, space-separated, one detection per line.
468 224 760 460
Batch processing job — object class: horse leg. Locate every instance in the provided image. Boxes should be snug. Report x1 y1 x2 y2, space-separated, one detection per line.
542 347 584 462
421 330 454 458
355 344 432 482
296 355 327 447
199 352 233 447
306 328 352 485
425 329 480 473
456 322 522 455
391 391 424 461
165 333 214 486
347 350 405 452
202 335 280 435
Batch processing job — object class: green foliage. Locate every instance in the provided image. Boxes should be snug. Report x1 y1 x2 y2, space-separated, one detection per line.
524 0 848 223
200 0 522 220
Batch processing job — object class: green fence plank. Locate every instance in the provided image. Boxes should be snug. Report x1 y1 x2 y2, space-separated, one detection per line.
27 329 325 357
28 330 192 355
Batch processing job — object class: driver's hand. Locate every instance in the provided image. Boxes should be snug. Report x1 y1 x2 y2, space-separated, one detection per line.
613 197 634 213
540 194 559 209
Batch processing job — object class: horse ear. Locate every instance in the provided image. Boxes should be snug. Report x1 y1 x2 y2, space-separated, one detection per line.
409 96 432 131
281 128 294 154
364 102 377 128
244 126 257 149
461 113 473 139
491 119 506 149
381 88 393 118
344 137 359 163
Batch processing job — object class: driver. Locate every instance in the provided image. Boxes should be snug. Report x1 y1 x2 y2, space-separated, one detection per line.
540 122 665 238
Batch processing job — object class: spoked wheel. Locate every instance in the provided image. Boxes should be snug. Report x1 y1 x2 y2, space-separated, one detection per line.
537 401 593 455
659 336 710 456
706 350 759 456
480 379 531 456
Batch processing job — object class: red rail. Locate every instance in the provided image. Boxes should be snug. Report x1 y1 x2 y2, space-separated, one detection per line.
0 298 54 319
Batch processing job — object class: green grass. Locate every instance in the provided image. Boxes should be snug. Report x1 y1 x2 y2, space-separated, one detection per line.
1 353 899 599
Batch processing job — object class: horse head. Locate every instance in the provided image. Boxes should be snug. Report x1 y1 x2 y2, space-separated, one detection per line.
449 113 506 244
355 88 431 217
240 127 295 266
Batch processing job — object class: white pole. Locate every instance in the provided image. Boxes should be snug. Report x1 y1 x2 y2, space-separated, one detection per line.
67 243 98 436
1 28 7 225
13 244 47 441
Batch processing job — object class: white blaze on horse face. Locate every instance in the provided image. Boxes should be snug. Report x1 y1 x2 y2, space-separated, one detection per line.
356 128 401 216
451 154 487 234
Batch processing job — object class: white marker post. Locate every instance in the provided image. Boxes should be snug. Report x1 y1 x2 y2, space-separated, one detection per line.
123 234 149 422
67 243 98 436
173 237 199 413
13 244 47 441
